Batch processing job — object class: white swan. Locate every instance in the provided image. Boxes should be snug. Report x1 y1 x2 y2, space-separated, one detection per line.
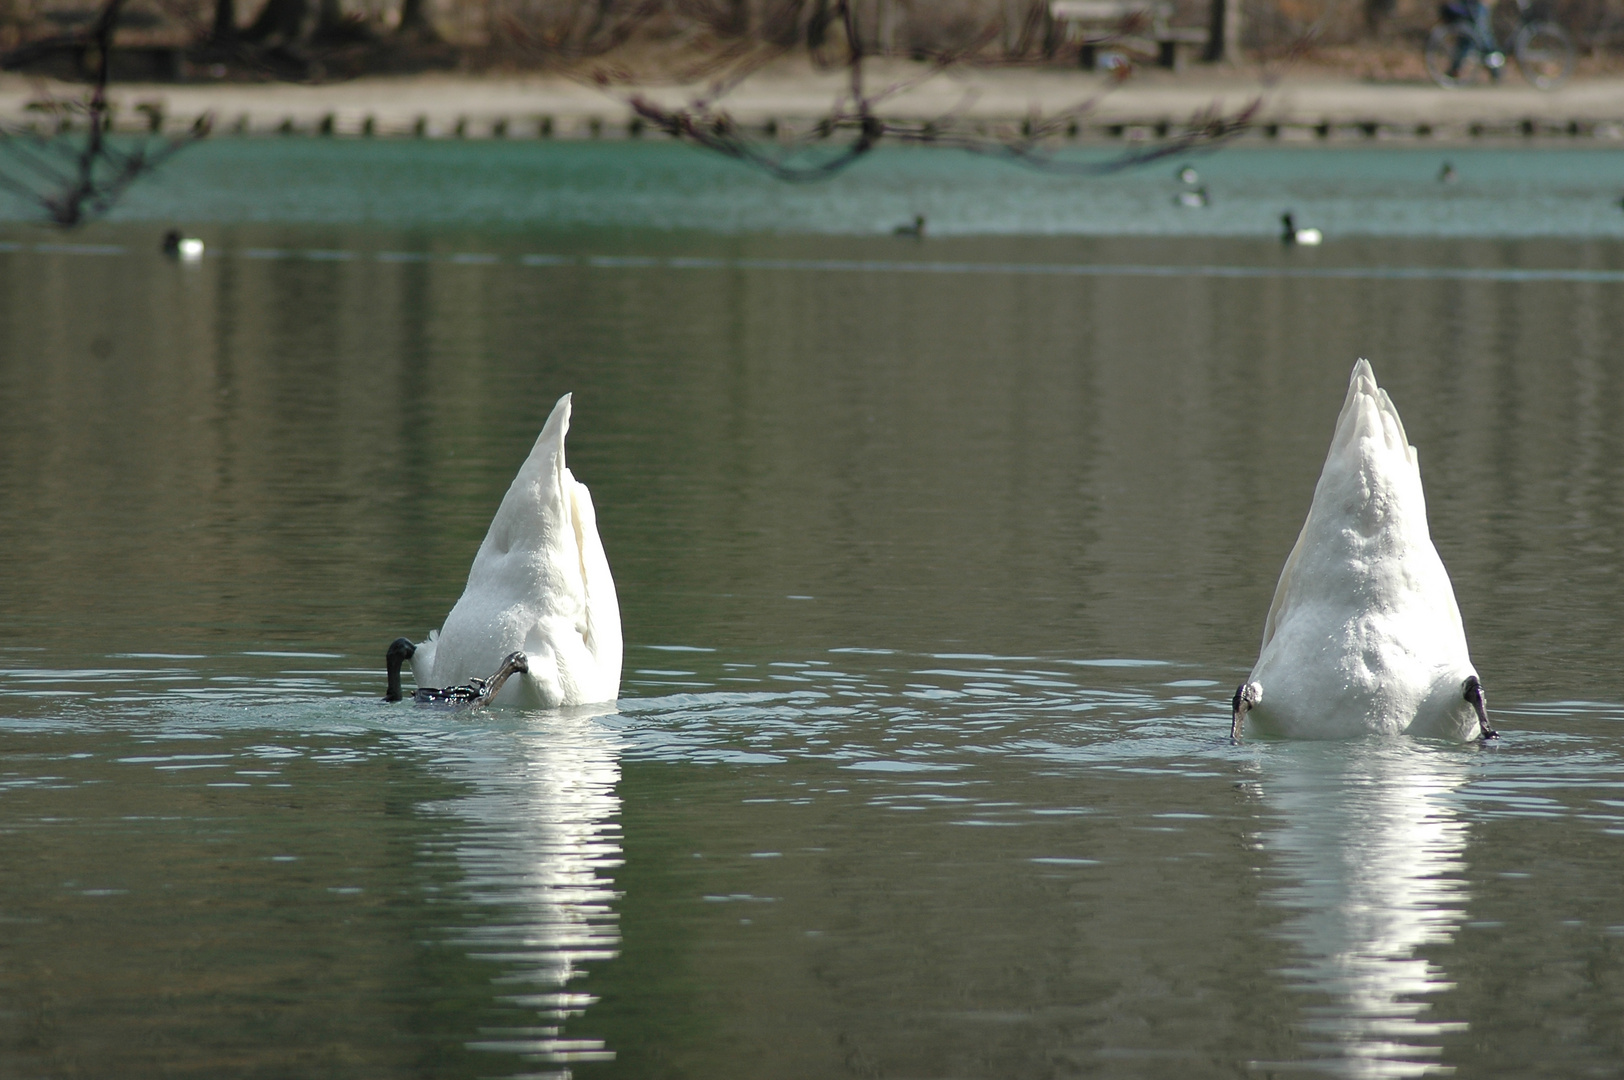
408 393 622 708
1230 360 1496 742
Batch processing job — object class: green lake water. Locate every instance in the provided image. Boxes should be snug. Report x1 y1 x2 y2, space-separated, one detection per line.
0 141 1622 1078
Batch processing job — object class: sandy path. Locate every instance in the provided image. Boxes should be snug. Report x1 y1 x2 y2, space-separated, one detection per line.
1 62 1620 138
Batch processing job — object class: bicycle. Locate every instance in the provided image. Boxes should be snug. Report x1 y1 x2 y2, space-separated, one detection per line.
1423 0 1575 89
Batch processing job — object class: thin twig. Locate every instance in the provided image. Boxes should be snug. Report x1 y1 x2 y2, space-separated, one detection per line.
550 0 1291 186
0 0 211 226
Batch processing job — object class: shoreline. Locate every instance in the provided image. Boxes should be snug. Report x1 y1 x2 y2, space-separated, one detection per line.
4 64 1624 143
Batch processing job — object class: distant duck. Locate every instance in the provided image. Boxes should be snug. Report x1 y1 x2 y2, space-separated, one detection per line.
1281 213 1323 246
162 230 204 261
403 393 621 708
893 214 926 238
1177 164 1199 185
1176 186 1210 208
1229 359 1497 743
1438 161 1458 184
385 638 529 706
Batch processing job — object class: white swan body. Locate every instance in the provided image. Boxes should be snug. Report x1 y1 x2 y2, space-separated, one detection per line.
412 394 621 708
1234 360 1490 741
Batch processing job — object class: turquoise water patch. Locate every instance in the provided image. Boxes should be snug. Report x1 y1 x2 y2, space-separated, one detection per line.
10 137 1617 238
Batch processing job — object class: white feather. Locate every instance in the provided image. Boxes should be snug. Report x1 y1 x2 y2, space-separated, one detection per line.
412 393 622 707
1245 359 1480 739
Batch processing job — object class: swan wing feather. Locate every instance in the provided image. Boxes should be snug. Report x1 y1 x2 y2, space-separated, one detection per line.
423 393 622 707
409 629 438 688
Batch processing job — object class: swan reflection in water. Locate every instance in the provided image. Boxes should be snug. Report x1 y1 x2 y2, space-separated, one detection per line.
1251 742 1473 1078
427 707 625 1072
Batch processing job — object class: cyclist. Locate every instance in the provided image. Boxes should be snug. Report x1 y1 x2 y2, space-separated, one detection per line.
1438 0 1506 79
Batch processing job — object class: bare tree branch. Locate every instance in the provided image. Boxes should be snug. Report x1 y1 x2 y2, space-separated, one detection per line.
525 0 1280 185
0 0 211 227
0 0 1311 225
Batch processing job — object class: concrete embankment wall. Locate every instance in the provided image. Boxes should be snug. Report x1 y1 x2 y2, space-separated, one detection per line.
4 68 1623 144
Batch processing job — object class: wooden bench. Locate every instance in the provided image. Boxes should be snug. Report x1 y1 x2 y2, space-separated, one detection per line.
1049 0 1209 69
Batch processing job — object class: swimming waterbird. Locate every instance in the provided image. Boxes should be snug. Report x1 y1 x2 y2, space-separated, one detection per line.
1230 359 1496 742
403 393 622 707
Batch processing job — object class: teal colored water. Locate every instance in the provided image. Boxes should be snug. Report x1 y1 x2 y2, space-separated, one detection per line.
8 137 1621 237
1 142 1623 1077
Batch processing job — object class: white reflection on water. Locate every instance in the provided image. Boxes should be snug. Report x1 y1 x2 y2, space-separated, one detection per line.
428 708 625 1073
1254 742 1473 1078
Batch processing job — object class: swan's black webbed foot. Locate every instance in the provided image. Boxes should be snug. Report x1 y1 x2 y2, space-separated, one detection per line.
413 651 530 708
414 684 478 704
1230 682 1261 741
384 637 417 702
1464 675 1498 741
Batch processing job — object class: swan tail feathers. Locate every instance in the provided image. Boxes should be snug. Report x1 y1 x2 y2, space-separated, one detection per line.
1333 360 1416 465
469 394 572 572
1262 359 1426 652
531 393 572 498
536 393 572 485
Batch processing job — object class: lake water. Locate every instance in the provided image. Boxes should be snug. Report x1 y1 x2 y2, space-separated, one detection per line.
2 141 1623 1078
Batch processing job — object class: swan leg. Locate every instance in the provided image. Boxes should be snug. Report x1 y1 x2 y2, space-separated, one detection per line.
1464 676 1498 741
410 651 530 708
1230 682 1260 741
473 652 530 707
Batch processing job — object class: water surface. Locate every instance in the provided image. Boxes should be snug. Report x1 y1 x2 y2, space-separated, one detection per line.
1 142 1623 1077
17 137 1624 237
